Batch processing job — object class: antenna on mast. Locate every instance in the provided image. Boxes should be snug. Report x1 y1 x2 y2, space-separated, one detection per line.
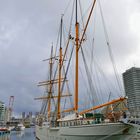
60 14 64 49
76 0 78 23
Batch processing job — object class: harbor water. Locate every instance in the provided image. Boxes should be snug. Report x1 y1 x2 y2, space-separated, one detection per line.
0 128 35 140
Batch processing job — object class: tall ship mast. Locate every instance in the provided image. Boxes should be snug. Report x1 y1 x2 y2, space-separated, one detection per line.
35 0 140 140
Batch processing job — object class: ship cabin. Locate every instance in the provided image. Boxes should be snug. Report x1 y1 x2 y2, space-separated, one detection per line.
57 113 104 127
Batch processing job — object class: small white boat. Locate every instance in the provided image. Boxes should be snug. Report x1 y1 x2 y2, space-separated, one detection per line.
15 123 25 131
8 126 15 131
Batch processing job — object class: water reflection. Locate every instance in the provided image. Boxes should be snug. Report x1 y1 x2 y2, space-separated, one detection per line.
0 134 10 140
0 128 35 140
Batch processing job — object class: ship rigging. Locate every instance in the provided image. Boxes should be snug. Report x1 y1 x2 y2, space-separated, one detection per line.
35 0 140 139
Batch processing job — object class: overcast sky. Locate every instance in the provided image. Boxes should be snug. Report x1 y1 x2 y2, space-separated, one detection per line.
0 0 140 116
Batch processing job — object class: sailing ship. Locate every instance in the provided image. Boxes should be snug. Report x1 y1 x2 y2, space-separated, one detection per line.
35 0 140 140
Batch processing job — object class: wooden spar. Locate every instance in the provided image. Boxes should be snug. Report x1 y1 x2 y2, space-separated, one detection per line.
74 0 97 113
79 97 127 115
57 45 62 119
74 0 79 113
55 0 97 114
47 45 53 121
42 55 60 61
38 78 65 84
37 79 67 86
34 94 72 100
78 0 97 50
57 16 63 120
62 108 75 113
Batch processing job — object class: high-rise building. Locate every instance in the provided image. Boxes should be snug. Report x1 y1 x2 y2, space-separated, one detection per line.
123 67 140 117
0 101 5 123
29 112 33 123
29 112 32 117
22 112 25 119
4 107 11 122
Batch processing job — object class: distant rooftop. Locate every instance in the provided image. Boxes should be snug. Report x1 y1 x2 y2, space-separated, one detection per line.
123 67 140 73
0 100 4 104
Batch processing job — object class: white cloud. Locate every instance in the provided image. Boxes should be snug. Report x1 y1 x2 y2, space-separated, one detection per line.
130 13 140 39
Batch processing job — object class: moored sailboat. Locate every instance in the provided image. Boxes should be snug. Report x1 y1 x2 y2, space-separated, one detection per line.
35 0 140 140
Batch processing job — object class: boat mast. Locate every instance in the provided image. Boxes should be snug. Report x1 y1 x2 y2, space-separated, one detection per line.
48 44 53 121
57 16 63 119
75 0 79 113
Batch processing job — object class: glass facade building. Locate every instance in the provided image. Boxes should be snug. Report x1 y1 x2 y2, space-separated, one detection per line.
123 67 140 117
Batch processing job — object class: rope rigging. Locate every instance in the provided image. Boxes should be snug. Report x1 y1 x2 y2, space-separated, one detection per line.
62 65 74 111
81 47 99 106
98 0 123 97
39 0 126 120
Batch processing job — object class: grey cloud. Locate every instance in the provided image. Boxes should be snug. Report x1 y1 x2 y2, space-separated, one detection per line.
0 0 140 115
